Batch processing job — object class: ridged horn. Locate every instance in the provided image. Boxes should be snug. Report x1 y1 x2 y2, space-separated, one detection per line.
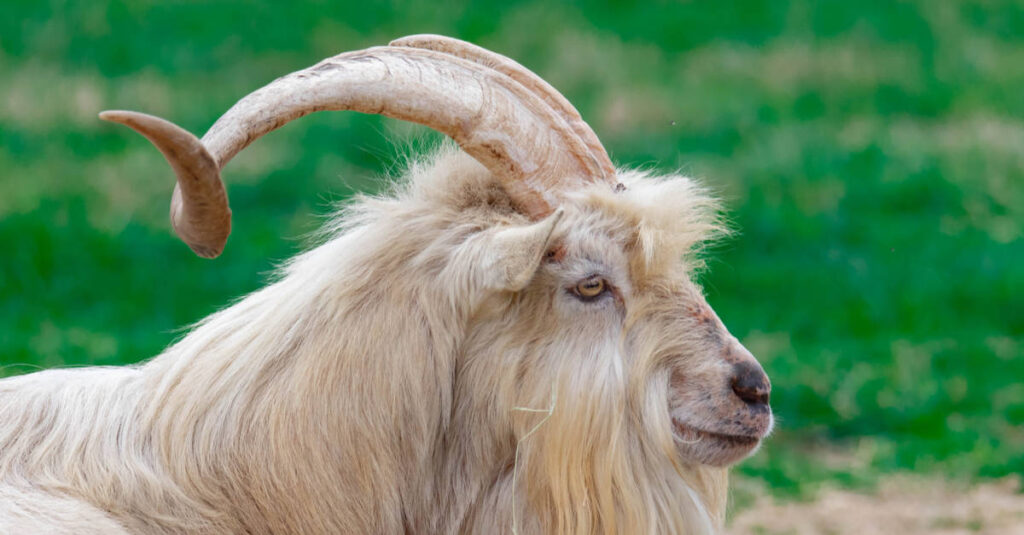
99 110 230 258
390 34 617 182
101 38 613 258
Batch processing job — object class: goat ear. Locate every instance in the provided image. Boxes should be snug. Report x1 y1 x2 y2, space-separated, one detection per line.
483 208 564 291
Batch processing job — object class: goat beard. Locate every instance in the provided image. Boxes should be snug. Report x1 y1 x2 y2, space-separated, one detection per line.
461 357 728 534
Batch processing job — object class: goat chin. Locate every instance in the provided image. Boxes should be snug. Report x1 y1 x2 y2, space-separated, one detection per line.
0 148 735 534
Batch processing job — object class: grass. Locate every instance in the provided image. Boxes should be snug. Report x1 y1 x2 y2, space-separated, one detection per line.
2 0 1022 498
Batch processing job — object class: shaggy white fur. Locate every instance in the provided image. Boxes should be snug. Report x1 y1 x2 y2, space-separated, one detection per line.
0 146 768 534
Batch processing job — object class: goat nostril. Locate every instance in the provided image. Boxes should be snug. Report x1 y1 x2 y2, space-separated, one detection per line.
732 381 769 405
731 361 770 406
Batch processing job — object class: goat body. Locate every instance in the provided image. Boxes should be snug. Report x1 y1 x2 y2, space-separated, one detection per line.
0 36 772 535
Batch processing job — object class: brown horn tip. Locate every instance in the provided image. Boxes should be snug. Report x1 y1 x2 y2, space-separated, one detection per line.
100 110 231 259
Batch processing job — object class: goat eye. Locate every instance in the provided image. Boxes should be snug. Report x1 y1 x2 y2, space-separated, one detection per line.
573 276 607 301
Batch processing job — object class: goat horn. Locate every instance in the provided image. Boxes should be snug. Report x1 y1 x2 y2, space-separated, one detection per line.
102 40 612 257
390 34 617 182
99 110 230 258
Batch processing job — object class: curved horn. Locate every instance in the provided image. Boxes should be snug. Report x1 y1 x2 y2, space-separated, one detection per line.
99 110 230 258
102 41 611 257
390 34 617 181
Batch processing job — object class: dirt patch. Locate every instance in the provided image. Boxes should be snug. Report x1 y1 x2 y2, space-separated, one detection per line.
728 475 1024 535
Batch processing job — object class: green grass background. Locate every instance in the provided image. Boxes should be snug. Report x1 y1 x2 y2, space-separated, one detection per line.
2 0 1022 504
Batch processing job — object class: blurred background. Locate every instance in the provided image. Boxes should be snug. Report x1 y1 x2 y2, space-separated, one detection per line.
2 0 1021 531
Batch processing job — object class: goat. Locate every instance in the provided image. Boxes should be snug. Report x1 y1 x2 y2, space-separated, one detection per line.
0 35 772 534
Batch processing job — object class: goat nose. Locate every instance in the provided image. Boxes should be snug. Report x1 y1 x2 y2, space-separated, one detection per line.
731 360 770 406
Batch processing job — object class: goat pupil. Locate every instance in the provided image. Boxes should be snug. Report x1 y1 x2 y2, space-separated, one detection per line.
574 277 606 300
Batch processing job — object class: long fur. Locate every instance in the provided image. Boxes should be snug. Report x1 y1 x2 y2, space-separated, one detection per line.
0 146 730 534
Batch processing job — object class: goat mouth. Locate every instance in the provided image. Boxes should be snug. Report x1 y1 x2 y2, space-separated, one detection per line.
671 419 761 448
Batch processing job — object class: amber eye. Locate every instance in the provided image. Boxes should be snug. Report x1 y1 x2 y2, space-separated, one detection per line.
573 276 607 301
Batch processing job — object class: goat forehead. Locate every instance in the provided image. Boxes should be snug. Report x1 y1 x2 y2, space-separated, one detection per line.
560 220 627 257
548 211 629 270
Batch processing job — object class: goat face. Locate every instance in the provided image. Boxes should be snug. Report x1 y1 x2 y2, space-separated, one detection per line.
451 170 773 487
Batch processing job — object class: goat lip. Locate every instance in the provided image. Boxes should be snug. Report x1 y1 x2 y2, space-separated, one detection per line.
671 419 762 447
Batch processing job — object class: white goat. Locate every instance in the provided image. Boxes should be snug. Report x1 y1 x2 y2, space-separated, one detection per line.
0 35 772 534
